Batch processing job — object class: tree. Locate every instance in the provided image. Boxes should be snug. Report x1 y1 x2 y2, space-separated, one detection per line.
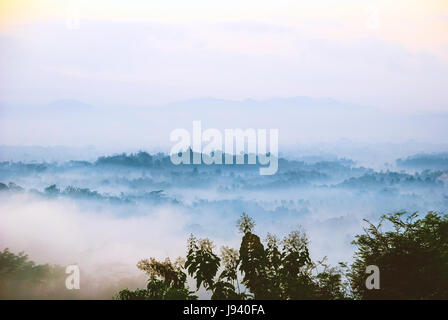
211 246 244 300
185 235 221 292
116 211 447 300
236 213 345 299
313 259 349 300
116 256 197 300
0 248 66 299
349 211 448 299
279 230 314 299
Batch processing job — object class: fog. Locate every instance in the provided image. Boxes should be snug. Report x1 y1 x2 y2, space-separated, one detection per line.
2 98 448 150
1 149 447 298
1 0 447 300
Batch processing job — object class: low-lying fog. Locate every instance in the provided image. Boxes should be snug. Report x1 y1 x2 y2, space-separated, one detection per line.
1 148 447 298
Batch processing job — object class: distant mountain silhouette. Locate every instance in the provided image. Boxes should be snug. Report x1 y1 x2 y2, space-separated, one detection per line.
164 96 362 112
2 96 447 147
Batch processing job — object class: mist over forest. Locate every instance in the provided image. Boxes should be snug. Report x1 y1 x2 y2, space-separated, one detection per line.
1 148 447 298
1 0 448 302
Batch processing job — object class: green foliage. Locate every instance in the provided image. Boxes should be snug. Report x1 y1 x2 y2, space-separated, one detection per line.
116 257 197 300
5 210 446 300
185 235 221 291
239 230 269 298
278 231 315 299
212 246 244 300
313 259 349 300
116 276 197 300
349 211 448 299
236 216 346 300
237 212 255 234
210 281 239 300
0 248 66 299
115 288 152 300
137 257 187 289
116 211 447 300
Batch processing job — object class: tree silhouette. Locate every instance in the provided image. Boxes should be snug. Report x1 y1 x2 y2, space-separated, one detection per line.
349 211 448 299
117 211 447 300
116 256 196 300
0 248 66 299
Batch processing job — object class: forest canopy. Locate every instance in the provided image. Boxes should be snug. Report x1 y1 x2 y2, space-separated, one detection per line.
115 211 448 300
2 211 447 299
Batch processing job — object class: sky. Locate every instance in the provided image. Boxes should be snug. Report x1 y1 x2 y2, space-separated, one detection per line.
1 0 448 300
0 0 447 113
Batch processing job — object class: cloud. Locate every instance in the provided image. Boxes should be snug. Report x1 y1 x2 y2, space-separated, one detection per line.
0 193 192 291
0 19 447 112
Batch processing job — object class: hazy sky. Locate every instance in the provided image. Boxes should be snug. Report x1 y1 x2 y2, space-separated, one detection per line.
0 0 447 112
